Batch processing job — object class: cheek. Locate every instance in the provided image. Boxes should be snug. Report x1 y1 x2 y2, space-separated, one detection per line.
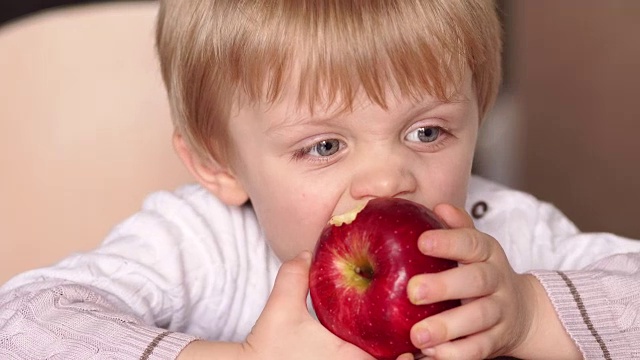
447 164 473 207
420 150 474 208
251 186 335 262
448 135 477 205
446 173 471 207
427 172 469 208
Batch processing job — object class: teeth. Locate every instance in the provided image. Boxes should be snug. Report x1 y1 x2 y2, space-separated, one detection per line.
329 203 366 226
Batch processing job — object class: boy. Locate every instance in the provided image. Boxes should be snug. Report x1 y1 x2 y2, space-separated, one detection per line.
2 0 640 359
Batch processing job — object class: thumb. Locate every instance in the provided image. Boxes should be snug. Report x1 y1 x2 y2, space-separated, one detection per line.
262 251 313 319
433 203 475 229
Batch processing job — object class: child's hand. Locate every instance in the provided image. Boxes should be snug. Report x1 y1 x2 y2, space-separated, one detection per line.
406 204 541 359
180 253 421 360
240 251 378 360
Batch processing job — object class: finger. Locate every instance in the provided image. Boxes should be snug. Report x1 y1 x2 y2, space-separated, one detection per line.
433 203 474 229
408 262 498 305
418 228 495 264
262 251 312 318
410 297 500 351
420 332 494 360
395 353 416 360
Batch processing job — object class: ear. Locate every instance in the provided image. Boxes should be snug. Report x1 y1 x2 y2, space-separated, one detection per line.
173 132 249 206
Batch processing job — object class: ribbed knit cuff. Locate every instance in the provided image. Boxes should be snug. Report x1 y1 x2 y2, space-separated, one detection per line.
530 270 632 360
117 325 199 359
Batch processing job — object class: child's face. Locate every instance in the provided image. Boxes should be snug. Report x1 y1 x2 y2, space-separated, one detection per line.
226 72 479 262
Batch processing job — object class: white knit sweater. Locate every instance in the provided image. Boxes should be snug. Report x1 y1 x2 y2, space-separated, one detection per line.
1 176 639 359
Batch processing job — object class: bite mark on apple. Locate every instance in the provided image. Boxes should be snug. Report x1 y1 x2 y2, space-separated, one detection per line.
329 203 366 226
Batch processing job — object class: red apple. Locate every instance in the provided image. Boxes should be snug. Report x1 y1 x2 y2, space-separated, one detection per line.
309 197 460 360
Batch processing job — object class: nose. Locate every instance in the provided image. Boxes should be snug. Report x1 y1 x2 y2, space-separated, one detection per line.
349 153 418 200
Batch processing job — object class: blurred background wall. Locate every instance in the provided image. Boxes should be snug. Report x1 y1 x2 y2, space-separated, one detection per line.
477 0 640 239
2 1 640 239
516 1 640 239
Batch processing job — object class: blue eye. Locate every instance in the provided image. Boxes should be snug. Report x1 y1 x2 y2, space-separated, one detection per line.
406 126 441 143
291 138 345 162
308 139 341 157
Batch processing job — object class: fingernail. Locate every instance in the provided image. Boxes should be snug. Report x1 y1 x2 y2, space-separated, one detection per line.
413 328 431 348
408 280 427 305
418 236 434 253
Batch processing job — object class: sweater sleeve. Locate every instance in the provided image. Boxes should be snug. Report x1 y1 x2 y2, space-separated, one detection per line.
0 184 277 359
531 253 640 360
0 281 197 359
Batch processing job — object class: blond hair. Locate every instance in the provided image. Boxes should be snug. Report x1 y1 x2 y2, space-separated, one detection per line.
156 0 502 162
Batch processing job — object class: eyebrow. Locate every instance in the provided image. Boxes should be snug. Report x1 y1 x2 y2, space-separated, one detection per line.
264 107 345 135
400 100 450 120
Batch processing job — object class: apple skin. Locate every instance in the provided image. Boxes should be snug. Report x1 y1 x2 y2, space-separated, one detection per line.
309 197 460 360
